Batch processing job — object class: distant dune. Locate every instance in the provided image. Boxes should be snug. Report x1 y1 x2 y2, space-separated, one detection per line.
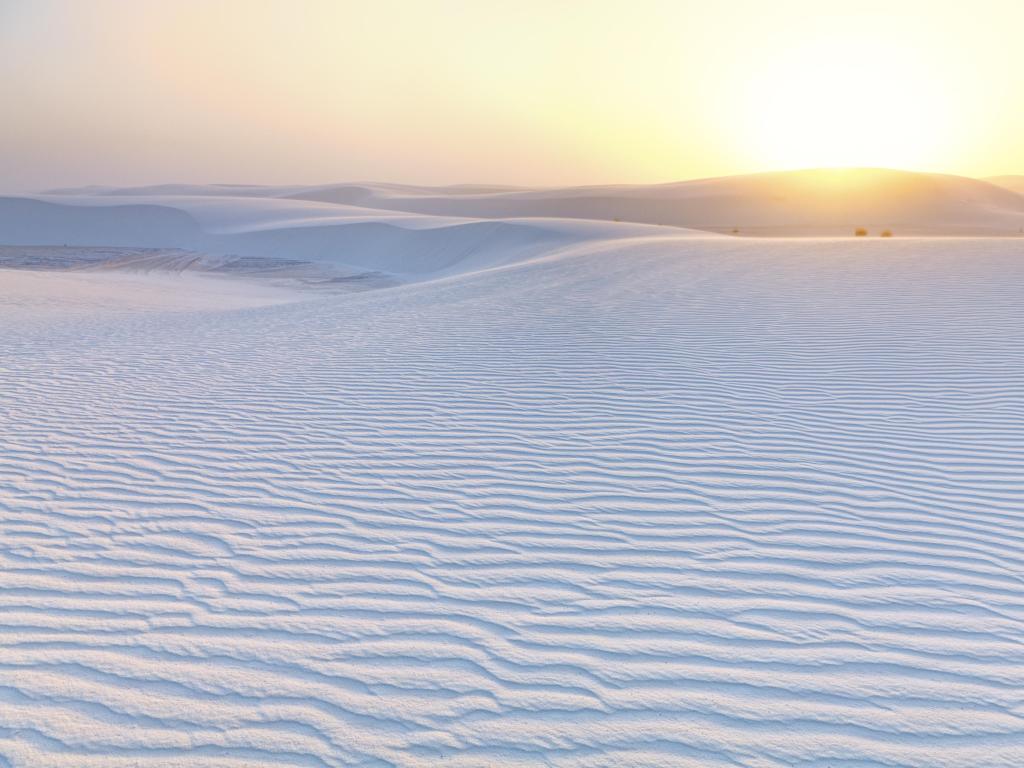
0 197 205 248
986 175 1024 196
3 169 1022 283
26 168 1024 240
283 168 1024 236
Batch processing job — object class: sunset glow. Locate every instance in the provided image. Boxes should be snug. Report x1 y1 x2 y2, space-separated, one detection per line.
736 38 953 170
1 0 1022 188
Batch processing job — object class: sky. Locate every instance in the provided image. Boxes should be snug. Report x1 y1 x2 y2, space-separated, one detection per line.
1 0 1022 189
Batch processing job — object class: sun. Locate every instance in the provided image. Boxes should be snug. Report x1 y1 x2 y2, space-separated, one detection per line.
736 36 952 171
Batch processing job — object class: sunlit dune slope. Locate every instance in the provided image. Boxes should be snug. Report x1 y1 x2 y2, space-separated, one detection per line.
283 168 1024 235
39 168 1023 236
986 175 1024 196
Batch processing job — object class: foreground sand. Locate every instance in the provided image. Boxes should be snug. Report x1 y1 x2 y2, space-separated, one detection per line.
1 235 1023 766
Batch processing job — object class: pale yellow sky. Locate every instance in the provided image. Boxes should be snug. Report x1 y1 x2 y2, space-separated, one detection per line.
2 0 1022 189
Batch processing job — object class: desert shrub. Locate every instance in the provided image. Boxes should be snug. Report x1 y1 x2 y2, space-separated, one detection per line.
880 229 893 237
855 227 868 236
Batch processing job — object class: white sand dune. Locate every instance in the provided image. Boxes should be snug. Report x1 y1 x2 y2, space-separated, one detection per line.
45 182 528 199
0 194 709 280
1 178 1024 766
34 167 1024 236
279 168 1024 235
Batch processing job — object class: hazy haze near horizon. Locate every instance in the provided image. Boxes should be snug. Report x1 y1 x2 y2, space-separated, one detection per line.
2 0 1023 190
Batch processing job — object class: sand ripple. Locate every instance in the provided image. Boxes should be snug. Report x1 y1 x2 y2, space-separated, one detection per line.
1 238 1022 766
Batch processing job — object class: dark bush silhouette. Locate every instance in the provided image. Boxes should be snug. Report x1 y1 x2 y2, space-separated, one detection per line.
880 229 893 237
855 227 868 237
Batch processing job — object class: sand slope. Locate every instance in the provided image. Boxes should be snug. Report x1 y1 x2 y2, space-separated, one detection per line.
1 233 1023 766
0 195 706 280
